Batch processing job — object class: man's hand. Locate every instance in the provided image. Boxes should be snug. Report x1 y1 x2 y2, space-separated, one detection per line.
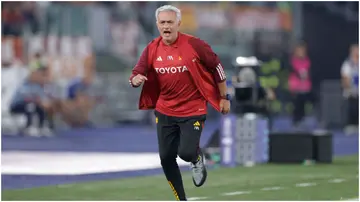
132 74 148 87
219 99 230 114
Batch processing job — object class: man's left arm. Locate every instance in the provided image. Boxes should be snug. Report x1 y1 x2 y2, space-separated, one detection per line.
189 38 227 98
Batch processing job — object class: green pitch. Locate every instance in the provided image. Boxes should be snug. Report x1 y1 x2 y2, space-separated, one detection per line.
2 155 358 201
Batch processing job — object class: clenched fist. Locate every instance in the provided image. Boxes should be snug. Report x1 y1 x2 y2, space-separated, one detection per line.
220 99 230 114
132 74 148 87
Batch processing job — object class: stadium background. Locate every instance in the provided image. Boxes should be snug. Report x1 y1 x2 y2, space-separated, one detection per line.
1 1 359 200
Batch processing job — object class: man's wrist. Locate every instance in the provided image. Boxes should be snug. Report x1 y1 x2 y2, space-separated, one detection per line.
129 78 135 86
220 94 231 100
129 77 139 88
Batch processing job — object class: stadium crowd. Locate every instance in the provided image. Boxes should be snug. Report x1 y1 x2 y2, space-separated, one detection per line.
1 2 358 137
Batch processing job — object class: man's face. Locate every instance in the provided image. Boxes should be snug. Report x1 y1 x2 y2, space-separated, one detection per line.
156 11 180 44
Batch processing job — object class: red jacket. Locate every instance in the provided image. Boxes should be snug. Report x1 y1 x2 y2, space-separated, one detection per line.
130 33 225 113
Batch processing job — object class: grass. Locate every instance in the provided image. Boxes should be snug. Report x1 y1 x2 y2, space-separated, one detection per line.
2 155 358 201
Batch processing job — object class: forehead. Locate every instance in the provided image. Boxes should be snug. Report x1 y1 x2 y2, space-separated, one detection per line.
157 11 177 21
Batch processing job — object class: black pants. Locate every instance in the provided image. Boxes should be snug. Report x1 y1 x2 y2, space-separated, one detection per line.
292 93 309 125
155 110 206 201
347 96 359 125
10 101 46 129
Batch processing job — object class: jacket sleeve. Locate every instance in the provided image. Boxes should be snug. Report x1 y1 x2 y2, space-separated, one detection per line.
129 45 150 87
188 38 226 83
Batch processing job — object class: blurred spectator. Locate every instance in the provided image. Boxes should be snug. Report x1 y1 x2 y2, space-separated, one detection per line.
59 76 95 128
341 44 359 134
9 66 54 137
22 2 40 34
57 55 96 128
2 2 40 36
288 43 312 128
2 2 24 36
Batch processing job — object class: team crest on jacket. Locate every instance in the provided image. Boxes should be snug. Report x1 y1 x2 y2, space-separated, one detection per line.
154 66 188 74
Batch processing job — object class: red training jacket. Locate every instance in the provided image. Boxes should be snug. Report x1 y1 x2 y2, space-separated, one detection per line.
129 32 226 113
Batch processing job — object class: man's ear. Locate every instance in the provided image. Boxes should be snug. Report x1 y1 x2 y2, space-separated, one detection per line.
178 20 181 27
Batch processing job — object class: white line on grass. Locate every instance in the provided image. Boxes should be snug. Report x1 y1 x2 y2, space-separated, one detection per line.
188 175 353 201
260 186 284 191
187 197 209 200
328 178 346 183
221 191 252 196
215 175 352 199
295 182 317 187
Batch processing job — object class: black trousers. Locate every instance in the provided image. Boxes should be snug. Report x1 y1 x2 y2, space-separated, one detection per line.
155 110 206 201
347 96 359 125
10 101 46 129
292 93 309 125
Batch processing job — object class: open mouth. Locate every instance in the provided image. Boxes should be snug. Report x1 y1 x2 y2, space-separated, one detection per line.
163 31 171 36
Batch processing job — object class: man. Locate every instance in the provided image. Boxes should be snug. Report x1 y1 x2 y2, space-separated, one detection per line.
10 66 54 136
129 5 230 201
48 51 95 128
59 76 95 128
341 44 358 134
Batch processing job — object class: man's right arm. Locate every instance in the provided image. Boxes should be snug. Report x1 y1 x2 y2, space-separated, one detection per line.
129 46 150 88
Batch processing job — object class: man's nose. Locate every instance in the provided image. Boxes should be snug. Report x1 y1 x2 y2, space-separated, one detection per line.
163 23 170 28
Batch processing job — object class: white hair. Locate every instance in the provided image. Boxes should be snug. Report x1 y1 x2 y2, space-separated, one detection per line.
155 5 181 22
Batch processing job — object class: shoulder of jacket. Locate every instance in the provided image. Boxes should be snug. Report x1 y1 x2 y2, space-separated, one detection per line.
147 36 162 48
181 33 200 42
184 34 209 48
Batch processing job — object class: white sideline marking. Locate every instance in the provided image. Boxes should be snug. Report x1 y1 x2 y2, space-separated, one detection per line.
329 178 346 183
295 182 316 187
222 191 251 196
260 186 284 191
1 151 189 175
3 151 356 200
187 197 208 200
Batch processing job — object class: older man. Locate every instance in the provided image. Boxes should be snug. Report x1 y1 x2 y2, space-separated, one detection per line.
129 5 230 201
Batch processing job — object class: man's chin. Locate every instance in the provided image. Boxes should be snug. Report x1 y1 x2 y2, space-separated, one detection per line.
162 35 171 39
162 36 175 44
